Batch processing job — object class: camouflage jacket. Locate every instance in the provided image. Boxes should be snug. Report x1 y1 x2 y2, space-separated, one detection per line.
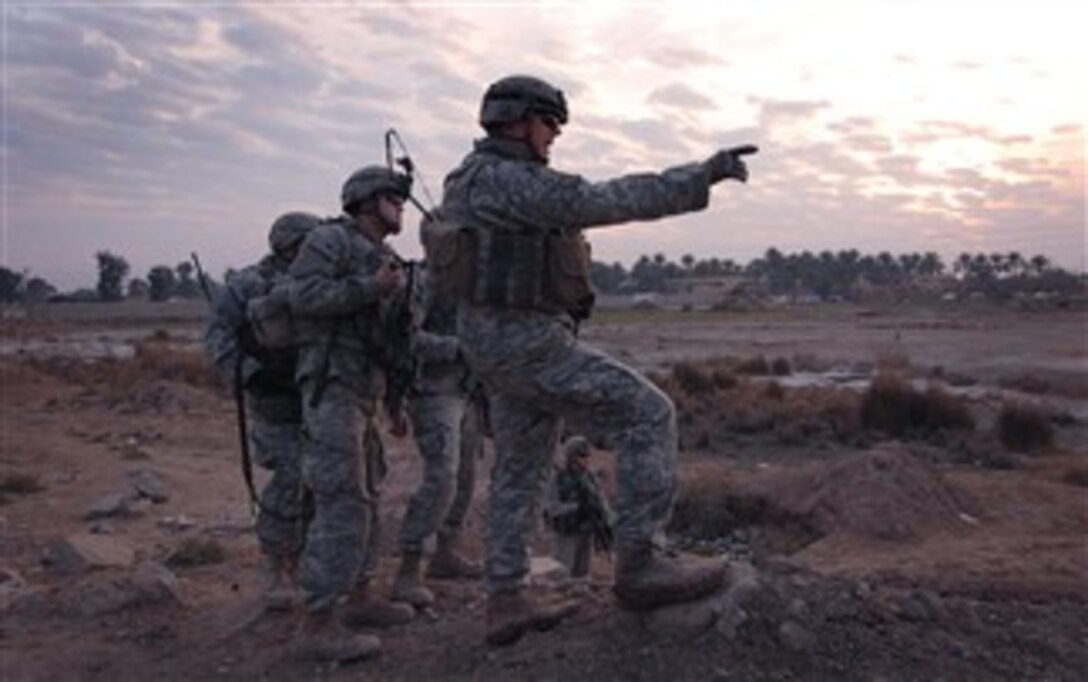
442 137 714 375
408 264 470 396
442 136 710 235
441 137 711 319
546 466 612 535
203 253 296 392
286 215 400 398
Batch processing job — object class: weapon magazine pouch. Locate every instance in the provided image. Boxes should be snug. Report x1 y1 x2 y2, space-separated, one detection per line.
544 231 594 312
426 217 476 299
246 283 298 350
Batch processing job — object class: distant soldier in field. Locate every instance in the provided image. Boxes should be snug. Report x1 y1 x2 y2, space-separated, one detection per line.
545 436 614 579
390 218 486 609
435 74 757 646
203 211 318 610
286 166 417 664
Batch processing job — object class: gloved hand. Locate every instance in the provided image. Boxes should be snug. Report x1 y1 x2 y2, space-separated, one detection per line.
244 366 294 393
376 258 405 297
705 144 759 184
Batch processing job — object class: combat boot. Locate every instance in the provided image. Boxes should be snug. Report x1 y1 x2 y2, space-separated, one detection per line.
613 544 728 612
293 609 381 664
485 588 580 647
391 552 435 608
426 533 483 579
263 554 298 612
341 581 416 629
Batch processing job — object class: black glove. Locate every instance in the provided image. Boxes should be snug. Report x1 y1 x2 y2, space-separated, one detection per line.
244 366 295 393
705 144 759 184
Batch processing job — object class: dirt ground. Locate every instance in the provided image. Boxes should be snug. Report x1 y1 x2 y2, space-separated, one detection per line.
1 303 1085 681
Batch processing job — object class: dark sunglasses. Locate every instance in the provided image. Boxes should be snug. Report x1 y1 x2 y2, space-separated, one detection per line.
536 114 561 132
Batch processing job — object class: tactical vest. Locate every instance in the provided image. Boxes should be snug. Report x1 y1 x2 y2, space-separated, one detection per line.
427 217 595 317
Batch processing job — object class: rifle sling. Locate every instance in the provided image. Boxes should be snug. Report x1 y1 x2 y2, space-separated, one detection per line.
233 353 303 522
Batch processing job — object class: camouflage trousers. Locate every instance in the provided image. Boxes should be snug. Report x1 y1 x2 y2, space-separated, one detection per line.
398 392 483 554
552 531 592 578
297 379 386 612
459 307 676 593
247 391 306 562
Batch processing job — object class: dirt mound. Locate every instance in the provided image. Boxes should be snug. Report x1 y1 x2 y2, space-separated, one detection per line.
755 444 975 542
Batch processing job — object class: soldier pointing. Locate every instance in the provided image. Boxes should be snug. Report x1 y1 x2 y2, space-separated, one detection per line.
434 74 758 646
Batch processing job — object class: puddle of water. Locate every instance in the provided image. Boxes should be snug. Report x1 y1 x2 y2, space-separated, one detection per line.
0 328 202 361
0 338 137 360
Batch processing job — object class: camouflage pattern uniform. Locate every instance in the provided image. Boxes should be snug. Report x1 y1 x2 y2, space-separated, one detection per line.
204 255 306 566
287 216 400 612
441 135 713 593
546 438 612 578
398 265 483 555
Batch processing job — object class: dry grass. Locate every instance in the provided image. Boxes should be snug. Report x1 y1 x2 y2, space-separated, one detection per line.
998 373 1052 395
671 361 717 395
735 355 772 375
770 356 792 376
668 370 863 451
860 375 974 438
874 343 911 375
670 462 747 538
667 359 980 453
996 401 1055 453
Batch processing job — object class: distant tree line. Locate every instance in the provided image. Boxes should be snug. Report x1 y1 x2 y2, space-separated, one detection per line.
589 248 1083 301
0 251 217 304
0 267 58 304
2 247 1081 306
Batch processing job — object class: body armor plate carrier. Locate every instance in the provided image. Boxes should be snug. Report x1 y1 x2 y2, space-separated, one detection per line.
428 220 594 318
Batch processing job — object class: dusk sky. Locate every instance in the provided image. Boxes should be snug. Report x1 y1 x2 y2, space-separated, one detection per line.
3 1 1085 290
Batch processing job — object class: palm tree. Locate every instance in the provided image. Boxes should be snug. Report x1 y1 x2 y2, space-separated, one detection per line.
953 252 973 279
1029 254 1050 277
919 251 944 278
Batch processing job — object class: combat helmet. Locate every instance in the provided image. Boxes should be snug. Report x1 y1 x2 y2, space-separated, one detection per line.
269 211 320 255
562 436 591 461
479 75 568 130
340 166 412 213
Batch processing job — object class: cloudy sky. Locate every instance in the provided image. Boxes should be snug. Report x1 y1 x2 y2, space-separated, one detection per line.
3 1 1085 290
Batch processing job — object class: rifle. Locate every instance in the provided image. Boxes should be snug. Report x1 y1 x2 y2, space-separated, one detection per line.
381 256 418 429
191 252 214 303
548 469 614 555
574 472 615 555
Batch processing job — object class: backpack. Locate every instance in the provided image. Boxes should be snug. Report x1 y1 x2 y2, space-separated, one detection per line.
245 281 298 350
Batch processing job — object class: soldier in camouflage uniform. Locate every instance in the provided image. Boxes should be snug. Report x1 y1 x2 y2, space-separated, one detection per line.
391 221 485 609
203 211 318 610
545 436 613 579
437 74 757 646
286 166 417 664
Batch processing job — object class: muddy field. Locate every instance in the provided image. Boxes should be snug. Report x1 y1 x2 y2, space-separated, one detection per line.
1 302 1086 681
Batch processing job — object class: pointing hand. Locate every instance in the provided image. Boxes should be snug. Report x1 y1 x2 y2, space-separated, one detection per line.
705 144 759 184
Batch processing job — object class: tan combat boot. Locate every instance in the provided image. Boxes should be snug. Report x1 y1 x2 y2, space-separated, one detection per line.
263 555 298 612
425 533 483 580
391 552 435 608
485 588 581 647
341 581 416 629
293 609 381 664
613 544 728 612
